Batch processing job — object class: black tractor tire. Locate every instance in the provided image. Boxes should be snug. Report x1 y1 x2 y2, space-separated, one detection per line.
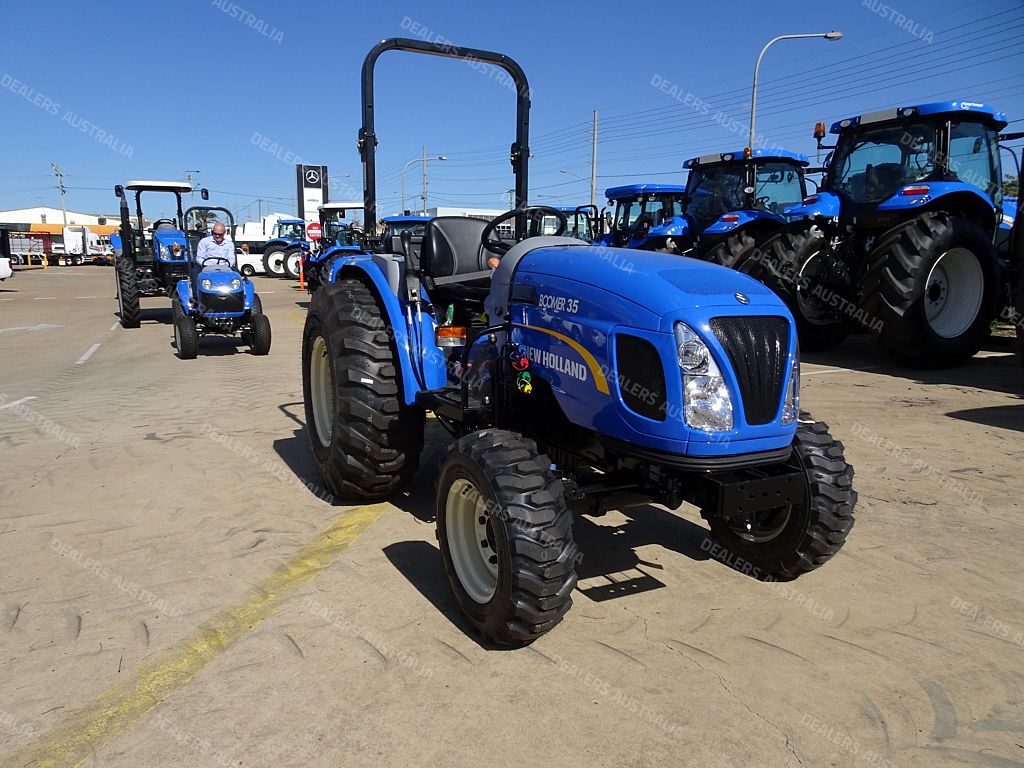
706 412 855 580
263 246 286 277
862 213 998 367
743 226 847 352
302 276 425 501
115 256 141 329
702 230 759 270
240 263 256 277
250 312 272 355
436 429 579 646
173 311 199 360
282 246 302 279
251 294 263 315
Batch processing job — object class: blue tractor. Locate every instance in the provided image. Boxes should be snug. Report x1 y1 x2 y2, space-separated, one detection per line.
261 218 307 278
300 38 856 646
170 205 271 359
748 101 1023 362
598 149 809 267
111 180 201 328
303 202 368 294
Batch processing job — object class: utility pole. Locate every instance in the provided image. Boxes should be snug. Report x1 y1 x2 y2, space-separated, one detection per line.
590 110 598 208
50 163 68 226
421 145 428 215
185 170 201 207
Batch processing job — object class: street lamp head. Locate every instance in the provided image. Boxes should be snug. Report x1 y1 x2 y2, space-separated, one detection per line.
824 31 843 40
437 156 447 161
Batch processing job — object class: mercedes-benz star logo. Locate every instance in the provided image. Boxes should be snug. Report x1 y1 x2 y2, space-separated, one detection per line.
304 169 320 185
734 292 750 305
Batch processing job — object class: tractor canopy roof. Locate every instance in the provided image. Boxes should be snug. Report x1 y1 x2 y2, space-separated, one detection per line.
604 183 687 200
125 180 193 193
382 215 432 223
683 148 809 168
318 201 363 212
830 101 1008 134
277 218 305 224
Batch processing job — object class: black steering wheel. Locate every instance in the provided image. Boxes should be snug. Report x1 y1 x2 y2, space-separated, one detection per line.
198 256 234 268
480 206 568 256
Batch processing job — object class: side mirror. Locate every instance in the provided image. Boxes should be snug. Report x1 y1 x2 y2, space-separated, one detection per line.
114 184 124 197
201 188 209 201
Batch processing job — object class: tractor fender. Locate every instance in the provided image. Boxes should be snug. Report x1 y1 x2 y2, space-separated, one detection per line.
876 183 997 231
703 209 784 236
332 257 446 404
784 191 841 220
243 279 255 310
174 278 192 309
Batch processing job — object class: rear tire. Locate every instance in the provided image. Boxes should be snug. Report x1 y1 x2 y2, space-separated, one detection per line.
436 429 578 646
706 412 856 580
263 246 286 277
240 263 255 277
301 277 425 500
702 230 758 269
173 311 199 359
743 226 847 352
115 256 141 329
862 213 998 367
250 313 272 355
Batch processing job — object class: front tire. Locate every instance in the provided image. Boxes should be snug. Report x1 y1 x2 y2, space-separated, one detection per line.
437 430 578 646
706 412 855 579
702 230 759 269
301 277 425 500
282 246 302 279
862 213 998 367
240 263 255 277
743 227 847 351
115 256 141 329
250 313 271 355
173 310 199 359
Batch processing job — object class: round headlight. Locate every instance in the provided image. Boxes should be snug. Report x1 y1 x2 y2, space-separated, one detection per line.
201 279 212 290
230 279 241 290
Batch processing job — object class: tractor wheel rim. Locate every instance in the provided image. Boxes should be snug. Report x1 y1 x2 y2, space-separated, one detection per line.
795 249 834 326
310 335 333 447
924 247 984 339
287 254 300 274
730 505 792 543
446 478 498 604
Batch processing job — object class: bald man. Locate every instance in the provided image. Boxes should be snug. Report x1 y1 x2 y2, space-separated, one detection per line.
194 222 236 269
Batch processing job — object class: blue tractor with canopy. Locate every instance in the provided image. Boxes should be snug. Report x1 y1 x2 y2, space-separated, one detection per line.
303 201 368 293
747 101 1023 362
300 38 856 646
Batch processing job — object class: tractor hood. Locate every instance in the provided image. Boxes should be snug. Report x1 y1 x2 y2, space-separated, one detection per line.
515 244 780 320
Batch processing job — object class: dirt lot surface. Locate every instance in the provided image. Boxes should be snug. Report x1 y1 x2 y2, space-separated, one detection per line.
1 266 1022 768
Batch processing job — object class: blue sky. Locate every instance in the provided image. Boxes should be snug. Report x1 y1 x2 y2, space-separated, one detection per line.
1 0 1021 221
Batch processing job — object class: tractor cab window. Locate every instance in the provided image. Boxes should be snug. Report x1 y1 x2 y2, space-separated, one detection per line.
543 212 592 240
947 121 1000 203
275 222 305 240
831 123 937 204
685 165 746 226
386 221 428 238
328 223 362 247
613 194 685 236
753 162 805 215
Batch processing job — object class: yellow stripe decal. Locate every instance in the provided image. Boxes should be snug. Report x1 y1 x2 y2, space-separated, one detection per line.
8 503 387 768
512 322 610 394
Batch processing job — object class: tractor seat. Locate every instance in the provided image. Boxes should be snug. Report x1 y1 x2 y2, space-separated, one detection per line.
419 216 492 305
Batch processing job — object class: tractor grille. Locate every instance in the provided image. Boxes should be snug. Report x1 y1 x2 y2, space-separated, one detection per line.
709 316 789 426
198 290 244 314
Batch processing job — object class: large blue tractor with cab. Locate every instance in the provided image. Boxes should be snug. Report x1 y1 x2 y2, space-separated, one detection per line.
747 101 1023 362
111 180 203 328
171 205 271 359
302 38 856 646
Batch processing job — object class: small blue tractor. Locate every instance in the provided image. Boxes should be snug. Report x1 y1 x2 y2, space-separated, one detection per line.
261 218 307 278
748 101 1023 362
303 202 367 294
301 38 856 646
171 204 271 359
111 180 202 328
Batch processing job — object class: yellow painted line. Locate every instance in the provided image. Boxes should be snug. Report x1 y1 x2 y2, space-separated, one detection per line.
512 322 610 394
7 503 387 768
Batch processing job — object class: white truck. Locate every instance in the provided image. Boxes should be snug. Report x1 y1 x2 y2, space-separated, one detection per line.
61 226 110 265
232 213 301 253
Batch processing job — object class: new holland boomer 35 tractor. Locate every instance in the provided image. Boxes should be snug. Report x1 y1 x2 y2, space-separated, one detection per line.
112 180 202 328
302 38 856 646
748 101 1023 362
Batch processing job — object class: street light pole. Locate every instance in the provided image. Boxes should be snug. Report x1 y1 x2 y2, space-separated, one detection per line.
185 170 201 208
748 31 842 156
400 151 446 214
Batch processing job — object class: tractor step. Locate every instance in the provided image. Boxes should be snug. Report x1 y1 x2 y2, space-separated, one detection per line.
416 386 490 425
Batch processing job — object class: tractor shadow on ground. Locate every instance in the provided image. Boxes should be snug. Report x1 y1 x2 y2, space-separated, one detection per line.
803 334 1023 400
945 403 1024 433
133 307 174 325
270 402 347 504
168 336 249 357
